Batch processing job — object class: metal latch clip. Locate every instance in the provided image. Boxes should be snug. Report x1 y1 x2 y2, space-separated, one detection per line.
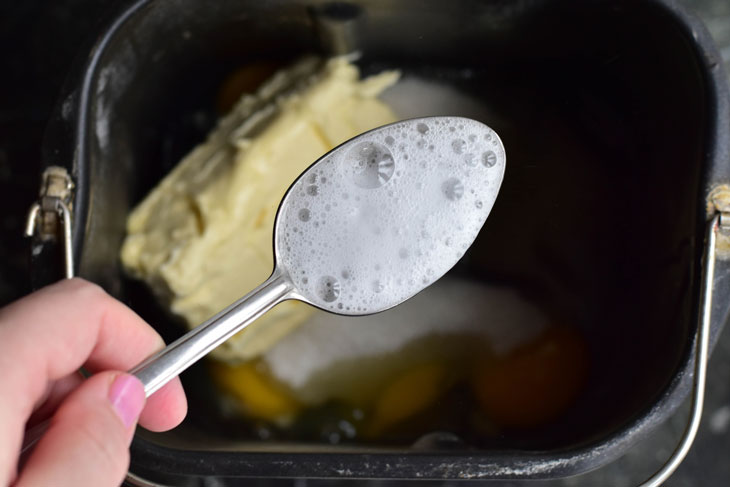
24 166 75 279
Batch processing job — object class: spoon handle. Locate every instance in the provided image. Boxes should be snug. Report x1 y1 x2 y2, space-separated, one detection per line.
130 270 292 396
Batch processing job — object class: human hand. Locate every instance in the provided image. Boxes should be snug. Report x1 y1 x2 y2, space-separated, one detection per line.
0 278 188 487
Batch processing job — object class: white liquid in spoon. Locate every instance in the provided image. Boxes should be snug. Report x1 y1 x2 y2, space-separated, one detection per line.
275 116 506 314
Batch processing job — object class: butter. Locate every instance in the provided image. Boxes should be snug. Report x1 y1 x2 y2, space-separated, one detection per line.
121 58 399 361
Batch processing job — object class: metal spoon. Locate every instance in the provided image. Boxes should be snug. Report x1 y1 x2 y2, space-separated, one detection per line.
131 116 506 395
19 116 504 456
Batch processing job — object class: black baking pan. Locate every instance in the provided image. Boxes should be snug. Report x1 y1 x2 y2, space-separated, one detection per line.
30 0 730 483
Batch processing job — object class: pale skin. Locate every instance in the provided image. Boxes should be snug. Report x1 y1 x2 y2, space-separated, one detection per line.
0 278 188 487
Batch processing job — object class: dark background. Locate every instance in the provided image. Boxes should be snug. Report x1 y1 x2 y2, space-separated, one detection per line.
0 0 728 485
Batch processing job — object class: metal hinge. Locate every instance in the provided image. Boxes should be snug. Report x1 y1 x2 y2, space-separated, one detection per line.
719 211 730 233
24 166 75 279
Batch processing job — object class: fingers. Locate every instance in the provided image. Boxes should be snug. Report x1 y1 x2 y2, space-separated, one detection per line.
6 278 185 423
0 279 187 482
72 281 187 431
27 373 84 428
15 372 145 487
28 373 185 432
138 378 187 432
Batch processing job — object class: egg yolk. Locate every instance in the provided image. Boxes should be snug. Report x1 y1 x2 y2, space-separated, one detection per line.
368 362 449 436
471 325 588 428
209 360 300 423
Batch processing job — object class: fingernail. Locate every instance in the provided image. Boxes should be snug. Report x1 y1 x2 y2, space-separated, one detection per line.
108 374 145 429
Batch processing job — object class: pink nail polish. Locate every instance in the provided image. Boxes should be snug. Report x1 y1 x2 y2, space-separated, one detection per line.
108 374 145 429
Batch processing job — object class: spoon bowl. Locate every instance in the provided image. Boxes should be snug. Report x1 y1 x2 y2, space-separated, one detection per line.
278 116 505 314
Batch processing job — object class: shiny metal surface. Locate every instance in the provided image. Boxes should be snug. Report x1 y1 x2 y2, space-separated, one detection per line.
637 214 719 486
24 166 75 279
130 270 292 396
24 203 40 237
57 200 74 279
25 198 74 279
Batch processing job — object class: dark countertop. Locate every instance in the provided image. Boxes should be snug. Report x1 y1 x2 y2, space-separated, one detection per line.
0 1 728 486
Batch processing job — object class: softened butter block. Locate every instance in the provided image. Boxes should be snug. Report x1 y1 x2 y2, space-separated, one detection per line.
121 58 399 361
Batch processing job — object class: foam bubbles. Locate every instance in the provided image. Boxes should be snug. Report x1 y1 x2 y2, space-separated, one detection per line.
372 280 384 293
482 150 497 167
348 141 395 189
442 178 464 201
298 208 311 222
452 139 466 154
276 116 505 313
317 276 341 302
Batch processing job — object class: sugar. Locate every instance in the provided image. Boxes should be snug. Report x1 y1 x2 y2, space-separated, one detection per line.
263 278 547 400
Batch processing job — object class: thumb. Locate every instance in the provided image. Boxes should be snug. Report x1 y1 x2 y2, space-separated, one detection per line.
16 372 145 487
